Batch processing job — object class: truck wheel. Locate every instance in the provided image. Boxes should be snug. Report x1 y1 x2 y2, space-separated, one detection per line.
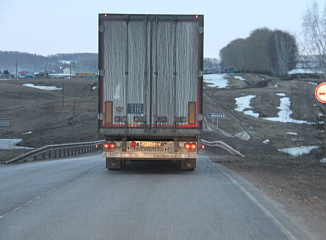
180 158 196 171
106 158 122 170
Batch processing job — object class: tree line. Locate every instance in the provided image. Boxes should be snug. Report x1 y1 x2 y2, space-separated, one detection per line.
0 51 98 73
220 28 298 76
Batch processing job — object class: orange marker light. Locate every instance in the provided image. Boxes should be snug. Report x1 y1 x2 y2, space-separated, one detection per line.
104 14 108 17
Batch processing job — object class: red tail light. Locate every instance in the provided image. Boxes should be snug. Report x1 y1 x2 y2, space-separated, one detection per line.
109 142 116 148
95 144 98 148
202 145 205 149
191 143 197 149
103 142 109 148
130 141 137 147
185 142 191 149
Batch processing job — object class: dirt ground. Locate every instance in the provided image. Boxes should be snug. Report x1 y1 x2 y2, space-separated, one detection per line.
203 73 326 239
1 74 326 238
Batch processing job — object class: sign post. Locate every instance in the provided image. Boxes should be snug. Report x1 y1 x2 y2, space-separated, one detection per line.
315 83 326 158
315 83 326 103
206 113 226 131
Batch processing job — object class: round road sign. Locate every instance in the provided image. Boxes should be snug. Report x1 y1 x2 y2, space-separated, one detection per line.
315 82 326 103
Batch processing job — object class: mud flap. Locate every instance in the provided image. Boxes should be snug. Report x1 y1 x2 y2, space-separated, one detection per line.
106 158 121 170
181 158 196 171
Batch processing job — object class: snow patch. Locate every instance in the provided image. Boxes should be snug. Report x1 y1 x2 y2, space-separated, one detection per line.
234 76 246 81
203 74 228 88
278 146 318 156
0 139 33 150
276 93 286 96
92 86 97 90
308 82 317 85
286 132 297 136
320 158 326 164
23 131 32 135
23 83 62 91
263 139 270 144
235 131 251 140
263 95 309 124
235 95 259 118
288 69 323 74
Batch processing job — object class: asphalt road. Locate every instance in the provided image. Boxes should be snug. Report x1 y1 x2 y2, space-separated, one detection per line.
0 153 314 240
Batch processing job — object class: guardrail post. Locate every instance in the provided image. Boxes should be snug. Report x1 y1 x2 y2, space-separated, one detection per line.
43 153 45 159
34 156 37 161
49 150 51 159
59 149 62 158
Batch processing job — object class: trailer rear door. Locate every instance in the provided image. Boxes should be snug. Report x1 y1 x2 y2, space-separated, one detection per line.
99 14 203 131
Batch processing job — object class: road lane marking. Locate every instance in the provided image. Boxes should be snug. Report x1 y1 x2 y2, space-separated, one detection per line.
206 158 299 240
13 206 22 211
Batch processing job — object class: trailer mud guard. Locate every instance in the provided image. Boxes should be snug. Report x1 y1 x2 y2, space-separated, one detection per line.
180 158 196 171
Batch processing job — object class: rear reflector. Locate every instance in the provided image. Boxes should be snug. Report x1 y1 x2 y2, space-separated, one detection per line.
105 101 113 124
188 102 196 124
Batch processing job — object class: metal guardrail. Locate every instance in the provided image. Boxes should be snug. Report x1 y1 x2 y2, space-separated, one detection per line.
201 139 245 157
4 139 243 164
5 140 104 164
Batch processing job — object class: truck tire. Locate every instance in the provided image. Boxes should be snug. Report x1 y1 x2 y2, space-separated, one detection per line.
180 158 196 171
106 158 122 170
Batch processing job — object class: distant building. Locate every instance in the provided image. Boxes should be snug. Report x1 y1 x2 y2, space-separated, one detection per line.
25 73 34 79
63 68 76 76
1 70 11 79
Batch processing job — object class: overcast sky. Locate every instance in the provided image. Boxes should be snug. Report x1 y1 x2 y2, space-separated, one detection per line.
0 0 325 58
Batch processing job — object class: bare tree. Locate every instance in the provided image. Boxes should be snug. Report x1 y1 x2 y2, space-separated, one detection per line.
302 1 326 78
269 30 298 76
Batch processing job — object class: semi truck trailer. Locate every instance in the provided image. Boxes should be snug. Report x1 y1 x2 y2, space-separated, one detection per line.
98 14 204 170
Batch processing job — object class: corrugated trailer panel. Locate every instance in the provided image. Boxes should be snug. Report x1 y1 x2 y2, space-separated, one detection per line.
99 14 203 137
175 22 198 125
103 21 127 124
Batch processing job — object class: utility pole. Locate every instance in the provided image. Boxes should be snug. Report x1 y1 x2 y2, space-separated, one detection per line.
70 99 76 142
15 60 18 80
62 83 65 107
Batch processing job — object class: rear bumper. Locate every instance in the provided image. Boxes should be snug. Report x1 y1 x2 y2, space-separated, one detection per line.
102 152 197 160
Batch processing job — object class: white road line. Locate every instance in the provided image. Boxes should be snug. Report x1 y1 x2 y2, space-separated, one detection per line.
13 206 22 211
0 194 43 220
207 158 299 240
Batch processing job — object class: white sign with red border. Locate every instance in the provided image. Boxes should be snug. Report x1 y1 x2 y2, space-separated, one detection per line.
315 82 326 103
